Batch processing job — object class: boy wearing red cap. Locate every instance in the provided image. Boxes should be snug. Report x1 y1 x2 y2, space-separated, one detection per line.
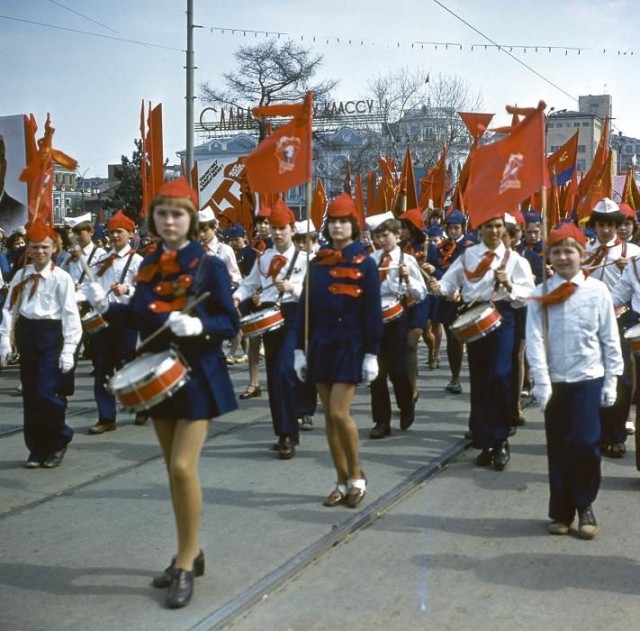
428 213 534 470
87 210 143 434
233 200 308 459
527 223 623 538
0 220 82 468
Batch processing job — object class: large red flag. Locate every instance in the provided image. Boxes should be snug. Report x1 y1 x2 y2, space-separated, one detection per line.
577 116 609 202
576 151 613 221
310 179 327 230
465 101 546 227
243 92 313 194
621 166 637 211
400 147 418 210
419 145 448 210
20 114 77 224
146 103 164 200
547 131 578 187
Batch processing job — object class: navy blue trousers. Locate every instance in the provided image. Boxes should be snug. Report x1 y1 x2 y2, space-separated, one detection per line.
15 317 73 459
263 303 300 437
370 312 413 425
91 323 138 422
545 378 603 524
466 302 516 450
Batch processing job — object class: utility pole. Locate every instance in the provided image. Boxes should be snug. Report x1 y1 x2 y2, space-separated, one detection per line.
186 0 195 178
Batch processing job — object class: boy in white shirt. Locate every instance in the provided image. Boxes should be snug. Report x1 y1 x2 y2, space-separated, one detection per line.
527 223 623 539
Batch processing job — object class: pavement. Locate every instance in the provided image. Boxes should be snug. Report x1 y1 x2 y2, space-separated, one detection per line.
1 348 640 631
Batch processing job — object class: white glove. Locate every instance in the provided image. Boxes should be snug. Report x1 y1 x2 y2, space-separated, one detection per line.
59 351 75 373
361 353 379 385
294 349 307 382
532 383 552 412
86 282 108 313
168 311 203 337
601 376 618 407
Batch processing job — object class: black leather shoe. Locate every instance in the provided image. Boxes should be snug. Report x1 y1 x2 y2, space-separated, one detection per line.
493 440 510 471
153 550 205 588
271 433 299 450
42 446 67 468
166 569 194 608
370 422 391 439
278 436 296 460
399 403 416 430
475 449 493 466
88 421 116 435
239 385 261 400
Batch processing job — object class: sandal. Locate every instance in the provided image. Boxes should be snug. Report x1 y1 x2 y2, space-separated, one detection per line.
239 385 262 400
345 473 367 509
323 483 348 507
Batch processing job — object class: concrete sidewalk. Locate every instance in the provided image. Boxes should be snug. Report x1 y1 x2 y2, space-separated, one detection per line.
1 355 640 631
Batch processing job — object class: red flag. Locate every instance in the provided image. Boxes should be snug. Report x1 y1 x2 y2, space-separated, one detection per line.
243 92 313 194
576 151 613 221
400 147 418 210
577 116 609 202
310 179 327 230
465 101 546 227
419 145 448 210
562 167 579 218
621 166 636 211
547 132 578 187
147 103 164 200
458 112 494 144
20 114 77 224
139 100 149 217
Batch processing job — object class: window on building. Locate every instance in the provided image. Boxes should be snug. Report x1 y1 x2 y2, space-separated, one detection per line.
573 122 580 127
577 159 586 171
582 122 589 127
565 122 573 127
578 145 586 153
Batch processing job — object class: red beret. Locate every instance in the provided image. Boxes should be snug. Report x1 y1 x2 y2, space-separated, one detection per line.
619 203 636 220
548 222 586 247
269 200 295 228
398 207 423 232
108 210 135 233
25 219 59 244
157 176 199 207
327 193 356 219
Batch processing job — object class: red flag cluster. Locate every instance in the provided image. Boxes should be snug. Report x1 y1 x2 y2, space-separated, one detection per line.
139 101 165 217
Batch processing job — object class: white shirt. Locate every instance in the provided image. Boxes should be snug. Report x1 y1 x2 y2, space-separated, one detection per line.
91 245 143 305
370 246 427 307
585 237 640 292
63 242 106 284
0 262 82 354
611 258 640 313
436 241 534 304
526 271 623 385
203 235 242 285
233 243 308 305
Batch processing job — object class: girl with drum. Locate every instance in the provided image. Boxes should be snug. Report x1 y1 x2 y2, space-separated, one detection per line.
427 212 534 471
294 194 384 507
232 200 308 460
86 177 239 609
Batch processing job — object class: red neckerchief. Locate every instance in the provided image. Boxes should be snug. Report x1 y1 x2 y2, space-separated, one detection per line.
463 250 496 281
531 281 577 305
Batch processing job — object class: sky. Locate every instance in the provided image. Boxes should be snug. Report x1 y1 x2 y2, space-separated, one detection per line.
2 0 639 178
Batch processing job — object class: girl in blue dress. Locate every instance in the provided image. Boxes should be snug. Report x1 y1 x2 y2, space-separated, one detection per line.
294 194 383 508
87 177 239 609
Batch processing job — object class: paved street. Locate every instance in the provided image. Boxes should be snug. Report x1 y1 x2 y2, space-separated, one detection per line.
1 347 639 631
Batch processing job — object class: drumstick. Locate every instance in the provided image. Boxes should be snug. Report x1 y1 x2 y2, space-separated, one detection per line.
136 291 211 353
581 255 639 272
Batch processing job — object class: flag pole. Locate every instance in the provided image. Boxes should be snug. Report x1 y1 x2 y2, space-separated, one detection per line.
304 92 314 356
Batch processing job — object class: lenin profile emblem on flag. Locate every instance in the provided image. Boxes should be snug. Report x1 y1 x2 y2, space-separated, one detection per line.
275 136 301 174
499 153 524 194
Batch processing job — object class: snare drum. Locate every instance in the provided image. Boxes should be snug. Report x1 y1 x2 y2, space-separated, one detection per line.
450 303 502 343
382 300 404 324
624 323 640 353
240 306 284 339
108 349 190 412
81 310 109 335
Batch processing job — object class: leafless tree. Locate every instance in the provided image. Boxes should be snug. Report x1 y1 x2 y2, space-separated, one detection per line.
200 39 338 140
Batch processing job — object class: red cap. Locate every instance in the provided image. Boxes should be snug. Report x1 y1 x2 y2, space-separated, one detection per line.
510 209 525 227
108 210 135 233
256 205 272 219
269 199 295 228
327 193 356 218
398 207 423 232
25 219 59 244
157 176 199 207
548 222 586 247
619 203 636 220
